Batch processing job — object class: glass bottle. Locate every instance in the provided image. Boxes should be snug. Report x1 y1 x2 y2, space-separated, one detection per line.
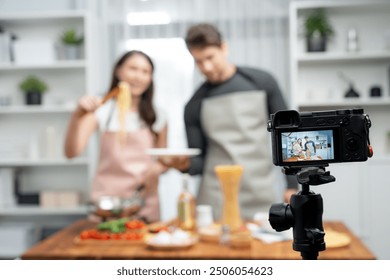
177 173 196 231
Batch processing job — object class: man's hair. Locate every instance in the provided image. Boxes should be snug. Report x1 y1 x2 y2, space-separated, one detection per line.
185 23 222 49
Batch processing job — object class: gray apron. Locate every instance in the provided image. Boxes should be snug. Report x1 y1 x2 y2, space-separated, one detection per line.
198 91 275 221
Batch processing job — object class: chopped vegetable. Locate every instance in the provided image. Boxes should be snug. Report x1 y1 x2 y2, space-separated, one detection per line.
79 218 146 240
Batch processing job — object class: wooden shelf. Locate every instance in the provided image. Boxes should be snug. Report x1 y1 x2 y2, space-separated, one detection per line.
297 98 390 108
0 205 88 216
0 158 88 167
0 105 76 114
0 10 86 22
0 60 86 71
292 0 390 12
297 51 390 64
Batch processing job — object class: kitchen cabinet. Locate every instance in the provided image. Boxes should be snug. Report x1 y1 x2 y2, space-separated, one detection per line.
0 0 99 258
289 0 390 259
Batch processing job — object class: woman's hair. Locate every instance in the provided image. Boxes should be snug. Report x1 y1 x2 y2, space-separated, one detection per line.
107 50 156 132
296 138 302 147
185 23 222 49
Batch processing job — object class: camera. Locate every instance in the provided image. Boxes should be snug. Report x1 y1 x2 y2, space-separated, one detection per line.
267 108 372 167
267 108 373 259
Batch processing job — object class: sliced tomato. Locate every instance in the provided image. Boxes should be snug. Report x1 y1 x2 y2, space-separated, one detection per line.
80 230 90 240
123 232 138 240
98 232 110 240
125 219 146 230
88 229 99 239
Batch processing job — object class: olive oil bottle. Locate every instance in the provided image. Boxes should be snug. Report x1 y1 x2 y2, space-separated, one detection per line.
177 173 196 231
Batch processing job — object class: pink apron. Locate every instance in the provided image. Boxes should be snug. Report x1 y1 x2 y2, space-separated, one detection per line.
91 125 160 223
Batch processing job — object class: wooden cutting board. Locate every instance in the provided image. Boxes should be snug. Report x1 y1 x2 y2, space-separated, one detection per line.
73 236 146 246
325 229 351 248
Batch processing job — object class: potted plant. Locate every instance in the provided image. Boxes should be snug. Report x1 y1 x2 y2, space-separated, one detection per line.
304 9 334 52
60 28 84 60
19 75 48 105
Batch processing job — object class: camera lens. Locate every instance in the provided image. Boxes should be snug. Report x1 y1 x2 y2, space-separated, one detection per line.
346 137 359 151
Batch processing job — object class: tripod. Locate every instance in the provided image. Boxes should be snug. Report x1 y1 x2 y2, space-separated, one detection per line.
269 165 335 260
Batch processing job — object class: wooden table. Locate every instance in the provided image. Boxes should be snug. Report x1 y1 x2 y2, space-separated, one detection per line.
21 219 375 260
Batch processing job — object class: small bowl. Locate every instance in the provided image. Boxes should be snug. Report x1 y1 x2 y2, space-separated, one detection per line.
92 196 122 218
97 196 122 210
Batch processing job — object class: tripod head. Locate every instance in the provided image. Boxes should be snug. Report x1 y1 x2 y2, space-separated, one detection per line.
269 165 335 260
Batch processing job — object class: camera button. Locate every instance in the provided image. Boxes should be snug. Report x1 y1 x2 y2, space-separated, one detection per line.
327 119 336 124
341 117 350 125
347 137 359 151
353 152 360 159
345 153 351 160
316 119 326 125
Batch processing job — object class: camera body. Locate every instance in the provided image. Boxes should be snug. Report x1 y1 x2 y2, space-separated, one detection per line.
267 108 371 167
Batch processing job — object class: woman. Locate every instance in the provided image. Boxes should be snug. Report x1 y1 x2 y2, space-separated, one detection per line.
292 138 303 157
64 50 167 223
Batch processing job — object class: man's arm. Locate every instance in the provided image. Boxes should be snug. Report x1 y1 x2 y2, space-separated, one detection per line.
184 95 207 175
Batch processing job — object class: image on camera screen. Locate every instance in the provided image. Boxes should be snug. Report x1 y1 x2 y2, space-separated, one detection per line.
281 130 334 162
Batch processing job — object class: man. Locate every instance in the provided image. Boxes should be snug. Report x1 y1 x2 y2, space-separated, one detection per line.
168 23 297 220
304 136 317 157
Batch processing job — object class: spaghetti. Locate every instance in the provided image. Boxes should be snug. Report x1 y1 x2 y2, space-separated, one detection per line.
214 165 244 230
116 81 131 144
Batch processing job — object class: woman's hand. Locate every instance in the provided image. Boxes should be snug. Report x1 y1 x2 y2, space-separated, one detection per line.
76 95 102 114
159 155 190 172
64 95 100 158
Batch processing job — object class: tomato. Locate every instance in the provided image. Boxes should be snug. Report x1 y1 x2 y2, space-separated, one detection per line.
98 232 110 240
125 219 146 230
136 233 144 240
84 229 94 239
135 220 146 229
80 230 90 240
80 219 148 241
110 233 123 240
124 232 137 240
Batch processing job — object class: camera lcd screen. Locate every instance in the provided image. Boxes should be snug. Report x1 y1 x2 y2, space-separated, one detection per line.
281 130 334 163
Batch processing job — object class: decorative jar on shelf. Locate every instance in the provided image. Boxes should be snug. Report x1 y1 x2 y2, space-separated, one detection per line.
60 28 84 60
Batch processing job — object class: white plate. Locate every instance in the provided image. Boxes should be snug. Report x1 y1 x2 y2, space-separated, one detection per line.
145 236 198 250
145 148 201 157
